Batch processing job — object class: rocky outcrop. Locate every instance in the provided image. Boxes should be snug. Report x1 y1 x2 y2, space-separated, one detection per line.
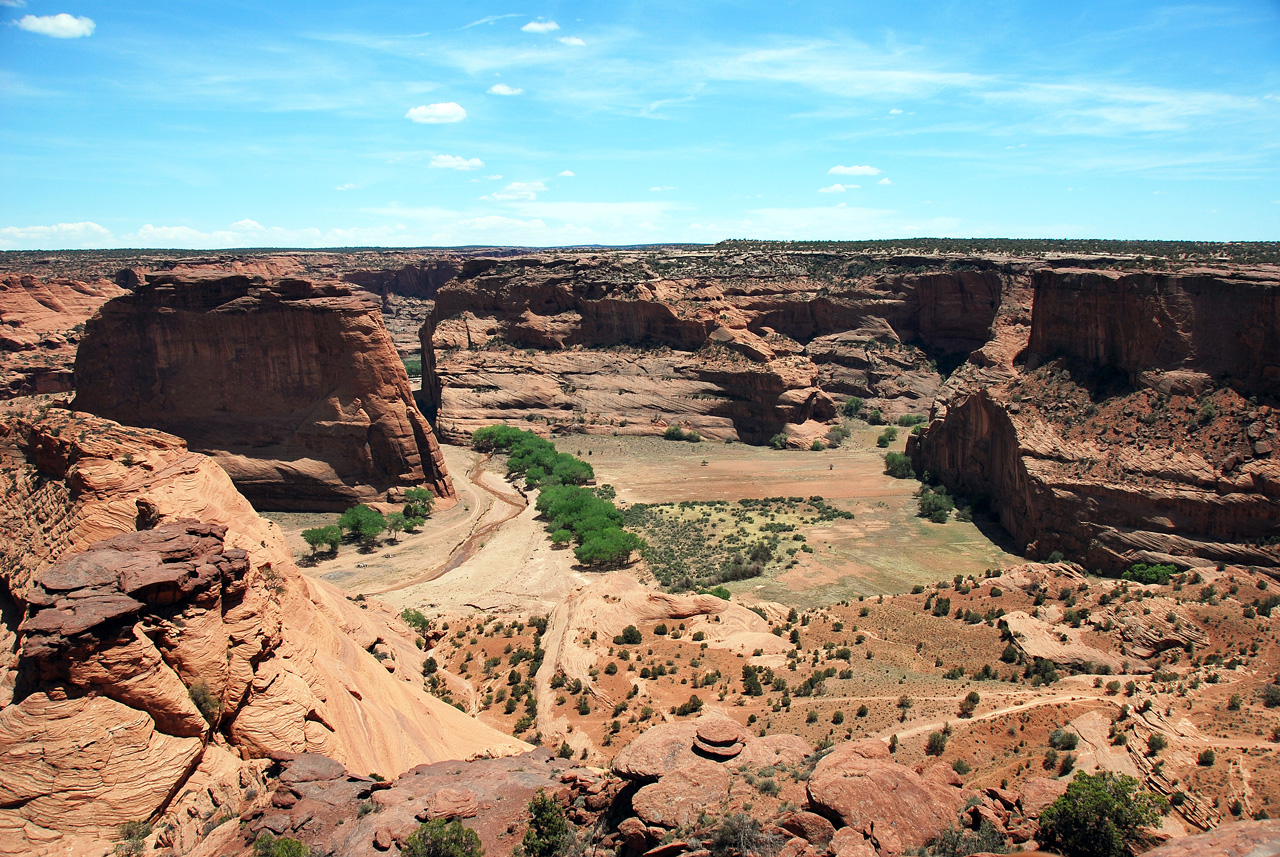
73 272 453 510
913 266 1280 573
1027 267 1280 397
418 253 1008 443
0 407 521 855
0 274 126 397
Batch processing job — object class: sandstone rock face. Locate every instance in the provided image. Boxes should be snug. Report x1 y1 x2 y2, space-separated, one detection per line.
240 749 615 857
0 407 522 854
73 272 453 510
1028 268 1280 398
1141 818 1280 857
0 274 125 397
806 740 973 856
913 265 1280 573
418 252 1007 443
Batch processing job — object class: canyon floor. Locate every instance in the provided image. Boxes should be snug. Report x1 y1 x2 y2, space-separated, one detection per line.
270 424 1018 616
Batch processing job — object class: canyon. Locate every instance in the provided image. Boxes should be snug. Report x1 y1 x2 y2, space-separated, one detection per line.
0 241 1277 857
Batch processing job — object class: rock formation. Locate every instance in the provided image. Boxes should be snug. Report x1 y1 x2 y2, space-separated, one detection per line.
417 252 1007 443
911 265 1280 573
73 271 453 510
0 273 125 397
0 407 520 855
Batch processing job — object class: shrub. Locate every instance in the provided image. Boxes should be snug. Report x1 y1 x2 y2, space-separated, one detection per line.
918 487 954 523
709 814 782 857
958 691 980 718
925 731 948 756
521 790 569 857
1048 728 1079 751
252 833 311 857
189 681 220 723
883 452 915 479
1198 749 1216 767
842 397 864 417
931 820 1007 857
615 625 642 645
1038 771 1168 857
951 759 972 776
1123 563 1176 585
401 819 483 857
769 433 789 450
1147 733 1167 756
1261 683 1280 708
875 427 898 448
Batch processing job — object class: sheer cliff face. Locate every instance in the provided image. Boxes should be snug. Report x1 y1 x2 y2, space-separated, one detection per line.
914 266 1280 573
417 253 1006 443
73 273 453 510
0 408 521 855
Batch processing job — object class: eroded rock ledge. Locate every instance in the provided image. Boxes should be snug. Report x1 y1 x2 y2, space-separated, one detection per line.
73 271 453 510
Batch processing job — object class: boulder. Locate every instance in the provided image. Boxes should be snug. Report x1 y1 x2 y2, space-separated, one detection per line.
632 761 731 828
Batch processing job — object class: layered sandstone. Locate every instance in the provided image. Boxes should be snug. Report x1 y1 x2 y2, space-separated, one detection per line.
73 272 453 510
0 274 126 397
0 407 521 855
913 266 1280 572
419 252 1007 443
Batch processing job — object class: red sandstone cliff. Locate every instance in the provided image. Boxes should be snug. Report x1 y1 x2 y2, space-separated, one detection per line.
72 272 453 511
0 407 522 856
417 252 1007 443
913 266 1280 573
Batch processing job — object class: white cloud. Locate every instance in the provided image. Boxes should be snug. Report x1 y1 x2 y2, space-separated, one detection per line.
558 170 575 177
650 186 675 192
829 164 881 176
487 83 523 96
483 180 547 201
889 108 903 115
0 1 28 7
484 174 503 180
558 36 586 46
430 154 485 170
230 219 264 231
878 178 892 185
521 20 559 33
406 102 466 124
335 183 358 191
17 13 95 38
819 183 857 193
0 221 111 249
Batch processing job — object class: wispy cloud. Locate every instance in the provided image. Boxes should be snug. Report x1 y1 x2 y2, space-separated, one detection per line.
522 20 560 34
829 164 881 176
488 83 524 96
819 183 856 193
877 178 892 185
406 102 466 123
558 36 586 47
483 180 548 201
558 170 575 177
0 0 28 7
430 154 484 170
17 13 95 38
461 14 521 30
0 221 111 249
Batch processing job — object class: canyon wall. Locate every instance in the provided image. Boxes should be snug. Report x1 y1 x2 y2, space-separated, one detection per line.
73 272 454 511
418 252 1007 444
0 407 522 855
913 266 1280 573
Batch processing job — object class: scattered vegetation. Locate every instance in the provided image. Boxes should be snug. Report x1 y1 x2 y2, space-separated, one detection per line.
402 819 484 857
1037 772 1168 857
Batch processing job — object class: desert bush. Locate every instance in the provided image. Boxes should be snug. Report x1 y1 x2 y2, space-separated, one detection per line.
402 819 483 857
1123 563 1175 585
521 789 569 857
709 813 783 857
337 504 386 544
1038 771 1167 857
253 833 311 857
931 820 1006 856
883 451 915 479
875 427 898 448
917 487 954 523
925 731 948 755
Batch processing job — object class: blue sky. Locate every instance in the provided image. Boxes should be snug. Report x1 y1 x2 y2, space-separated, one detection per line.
2 1 1278 248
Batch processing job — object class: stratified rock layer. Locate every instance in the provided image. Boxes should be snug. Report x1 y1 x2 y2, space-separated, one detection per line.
419 253 1006 443
0 408 520 855
913 266 1280 573
73 272 453 510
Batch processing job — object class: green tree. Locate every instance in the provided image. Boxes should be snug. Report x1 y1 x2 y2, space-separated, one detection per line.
1038 771 1168 857
883 451 915 479
521 790 570 857
301 527 328 555
404 487 435 519
337 504 386 545
386 512 407 542
876 427 898 448
401 819 484 857
319 525 342 553
918 487 955 523
925 731 948 755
